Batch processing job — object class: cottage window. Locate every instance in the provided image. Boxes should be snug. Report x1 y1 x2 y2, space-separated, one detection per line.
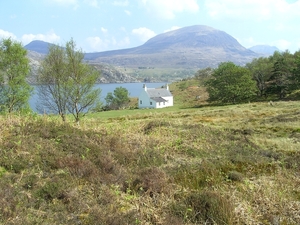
150 102 152 105
140 100 142 104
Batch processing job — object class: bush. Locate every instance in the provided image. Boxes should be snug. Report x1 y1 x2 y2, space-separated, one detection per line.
227 170 244 182
171 190 235 224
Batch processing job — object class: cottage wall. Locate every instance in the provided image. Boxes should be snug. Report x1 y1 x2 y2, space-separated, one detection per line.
138 90 155 108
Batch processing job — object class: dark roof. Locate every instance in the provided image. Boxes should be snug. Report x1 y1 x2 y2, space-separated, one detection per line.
150 97 167 102
146 88 172 98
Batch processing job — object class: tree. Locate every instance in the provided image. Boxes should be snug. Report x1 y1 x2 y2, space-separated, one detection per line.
195 67 213 80
268 51 294 99
246 57 272 98
37 44 69 121
204 62 256 104
0 38 32 113
105 87 130 110
289 51 300 92
37 39 101 122
64 40 101 123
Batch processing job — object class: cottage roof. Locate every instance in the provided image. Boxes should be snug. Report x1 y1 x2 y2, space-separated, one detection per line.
146 88 172 98
150 97 167 102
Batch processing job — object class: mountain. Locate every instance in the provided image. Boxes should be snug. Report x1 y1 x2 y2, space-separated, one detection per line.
24 40 56 54
25 42 137 84
84 25 258 69
25 25 260 82
248 45 280 56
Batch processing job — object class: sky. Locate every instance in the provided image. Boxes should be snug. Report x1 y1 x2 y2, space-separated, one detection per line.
1 0 300 54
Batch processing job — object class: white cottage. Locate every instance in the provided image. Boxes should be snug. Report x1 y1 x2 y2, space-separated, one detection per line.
138 84 173 109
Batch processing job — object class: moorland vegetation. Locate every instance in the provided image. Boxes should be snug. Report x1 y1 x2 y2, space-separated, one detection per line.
1 38 300 224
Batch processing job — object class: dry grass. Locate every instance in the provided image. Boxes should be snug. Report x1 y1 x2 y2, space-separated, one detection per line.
1 100 300 224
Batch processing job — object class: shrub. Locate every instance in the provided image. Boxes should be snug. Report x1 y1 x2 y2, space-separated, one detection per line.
34 177 68 202
171 190 235 224
227 170 244 182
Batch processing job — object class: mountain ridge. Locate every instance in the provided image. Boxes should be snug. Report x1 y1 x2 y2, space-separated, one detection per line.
83 25 258 68
248 45 280 56
25 25 262 82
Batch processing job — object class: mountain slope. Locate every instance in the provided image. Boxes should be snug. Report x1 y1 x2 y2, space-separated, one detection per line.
249 45 280 56
84 25 259 68
24 25 260 82
24 40 56 54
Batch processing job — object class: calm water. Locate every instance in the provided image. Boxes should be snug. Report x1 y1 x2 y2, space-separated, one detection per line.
29 82 166 112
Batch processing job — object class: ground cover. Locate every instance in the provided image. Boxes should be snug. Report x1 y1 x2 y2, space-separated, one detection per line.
1 99 300 224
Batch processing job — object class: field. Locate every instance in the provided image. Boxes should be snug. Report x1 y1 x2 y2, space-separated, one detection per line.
0 80 300 224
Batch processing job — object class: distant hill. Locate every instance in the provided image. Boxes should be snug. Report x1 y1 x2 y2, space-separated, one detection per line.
24 25 261 82
24 40 56 54
248 45 280 56
84 25 259 69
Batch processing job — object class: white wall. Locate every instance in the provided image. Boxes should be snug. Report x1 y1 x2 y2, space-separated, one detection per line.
138 90 155 108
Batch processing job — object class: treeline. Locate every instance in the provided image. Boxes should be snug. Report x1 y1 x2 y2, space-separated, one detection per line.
197 50 300 104
0 38 102 123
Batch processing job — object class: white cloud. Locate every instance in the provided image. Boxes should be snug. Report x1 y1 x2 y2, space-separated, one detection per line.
0 29 17 40
164 26 181 33
273 39 291 51
113 0 129 7
101 27 108 33
21 31 61 45
48 0 79 9
86 36 109 52
141 0 199 19
132 27 156 42
124 10 131 15
205 0 300 21
84 0 98 8
239 37 262 48
86 36 130 52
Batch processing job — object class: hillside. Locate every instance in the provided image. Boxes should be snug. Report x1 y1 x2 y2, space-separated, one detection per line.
85 25 258 69
249 45 280 56
25 40 54 54
1 99 300 224
25 52 138 84
25 25 260 82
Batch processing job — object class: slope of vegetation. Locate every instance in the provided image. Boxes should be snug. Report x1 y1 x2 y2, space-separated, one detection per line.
1 98 300 224
1 42 300 224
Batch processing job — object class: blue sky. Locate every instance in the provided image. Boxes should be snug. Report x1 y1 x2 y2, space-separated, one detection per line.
1 0 300 53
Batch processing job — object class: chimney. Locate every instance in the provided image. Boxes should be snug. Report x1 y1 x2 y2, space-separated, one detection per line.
166 84 169 90
143 84 147 91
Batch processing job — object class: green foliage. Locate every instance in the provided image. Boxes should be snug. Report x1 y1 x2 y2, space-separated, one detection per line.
65 39 102 122
194 67 213 82
246 57 273 97
105 86 130 110
246 50 300 100
37 38 101 122
268 51 294 99
37 43 68 120
290 51 300 91
205 62 257 104
0 38 33 113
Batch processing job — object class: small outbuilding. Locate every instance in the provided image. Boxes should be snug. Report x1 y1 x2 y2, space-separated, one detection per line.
138 84 173 109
